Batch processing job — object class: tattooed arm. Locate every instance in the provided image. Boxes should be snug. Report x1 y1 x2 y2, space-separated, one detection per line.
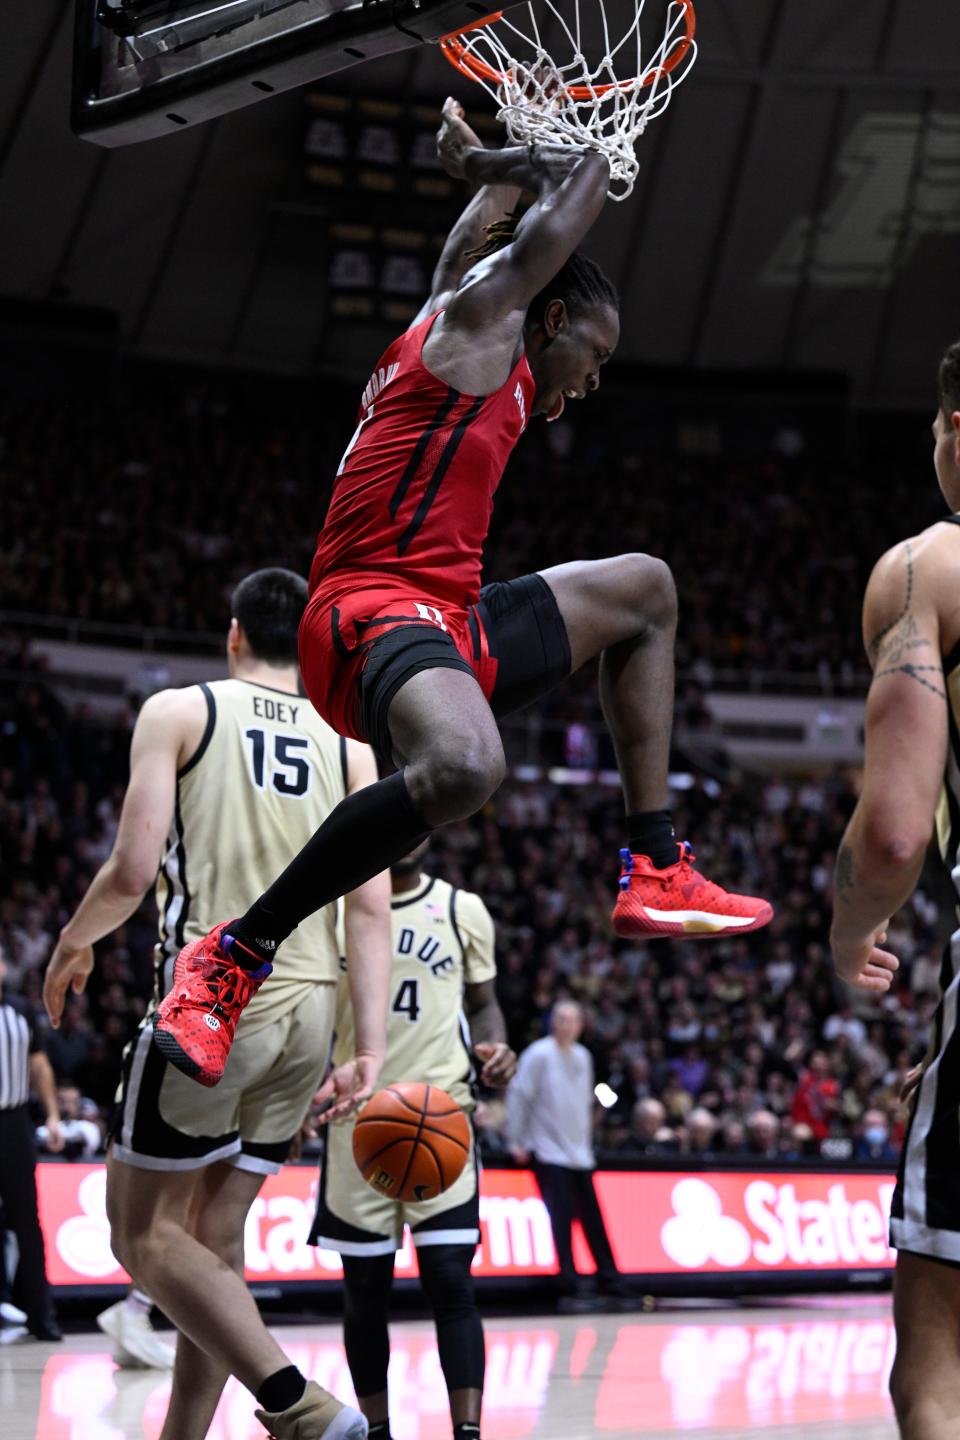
865 539 946 697
829 534 948 992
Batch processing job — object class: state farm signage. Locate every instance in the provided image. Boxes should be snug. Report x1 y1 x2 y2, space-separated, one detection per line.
603 1173 896 1273
36 1165 896 1289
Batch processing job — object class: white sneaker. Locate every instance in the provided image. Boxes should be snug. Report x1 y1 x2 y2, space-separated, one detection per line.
97 1300 176 1369
0 1302 27 1325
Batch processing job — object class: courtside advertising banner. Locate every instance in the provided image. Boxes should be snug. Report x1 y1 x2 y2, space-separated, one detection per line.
38 1165 896 1288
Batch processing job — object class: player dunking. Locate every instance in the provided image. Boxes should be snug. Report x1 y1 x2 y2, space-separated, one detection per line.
155 99 772 1092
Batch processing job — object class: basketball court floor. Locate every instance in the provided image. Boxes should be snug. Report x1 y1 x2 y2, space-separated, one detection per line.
2 1297 898 1439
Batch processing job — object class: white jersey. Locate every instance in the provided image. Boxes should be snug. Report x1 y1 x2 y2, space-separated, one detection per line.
891 578 960 1259
154 677 346 1032
334 874 497 1110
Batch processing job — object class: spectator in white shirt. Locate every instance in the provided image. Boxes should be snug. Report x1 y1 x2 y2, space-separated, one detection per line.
10 909 52 985
823 1005 867 1052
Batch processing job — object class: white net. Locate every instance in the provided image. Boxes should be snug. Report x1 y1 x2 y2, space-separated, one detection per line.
440 1 698 201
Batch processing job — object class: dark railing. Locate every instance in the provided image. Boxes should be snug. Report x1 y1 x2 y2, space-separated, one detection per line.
1 610 872 697
0 609 223 656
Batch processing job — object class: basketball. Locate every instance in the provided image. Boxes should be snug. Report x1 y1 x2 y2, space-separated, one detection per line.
352 1083 470 1203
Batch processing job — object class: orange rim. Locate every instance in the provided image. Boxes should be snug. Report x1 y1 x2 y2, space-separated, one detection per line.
440 2 696 99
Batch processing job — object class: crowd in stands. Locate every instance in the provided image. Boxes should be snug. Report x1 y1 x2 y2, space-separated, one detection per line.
0 367 944 687
442 769 943 1164
1 644 154 1123
1 360 950 1164
0 633 944 1165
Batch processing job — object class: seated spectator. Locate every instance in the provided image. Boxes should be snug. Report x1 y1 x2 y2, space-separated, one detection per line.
44 996 94 1080
617 1055 652 1118
592 991 625 1047
840 1060 883 1127
779 1121 819 1161
619 1016 645 1064
670 1044 709 1099
745 1110 781 1160
685 1108 719 1156
766 942 796 996
9 907 52 987
859 1022 893 1081
660 1070 695 1122
852 1108 899 1166
623 1098 670 1155
545 927 582 979
720 1118 748 1156
666 999 701 1046
790 1051 839 1142
823 1003 868 1053
762 1070 794 1118
37 1085 102 1160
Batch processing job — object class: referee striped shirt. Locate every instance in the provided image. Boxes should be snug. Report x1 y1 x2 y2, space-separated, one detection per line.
0 995 40 1109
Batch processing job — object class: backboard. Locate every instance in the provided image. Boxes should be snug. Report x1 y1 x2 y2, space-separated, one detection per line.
72 0 509 147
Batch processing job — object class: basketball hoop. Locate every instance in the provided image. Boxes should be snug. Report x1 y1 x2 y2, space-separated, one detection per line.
439 2 697 200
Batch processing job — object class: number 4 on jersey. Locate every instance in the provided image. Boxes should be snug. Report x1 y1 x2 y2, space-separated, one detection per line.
392 977 421 1024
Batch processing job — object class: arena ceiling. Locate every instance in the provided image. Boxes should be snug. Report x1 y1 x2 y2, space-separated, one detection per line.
2 0 960 405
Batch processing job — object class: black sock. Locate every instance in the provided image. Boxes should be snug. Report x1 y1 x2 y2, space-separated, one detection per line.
228 771 430 968
367 1424 392 1440
256 1365 307 1413
453 1425 481 1440
626 809 677 869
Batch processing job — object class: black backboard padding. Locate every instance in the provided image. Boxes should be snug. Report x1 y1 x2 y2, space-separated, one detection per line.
72 0 512 147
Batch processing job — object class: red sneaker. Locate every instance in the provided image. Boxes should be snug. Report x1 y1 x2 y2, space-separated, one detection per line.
612 842 773 940
152 922 272 1087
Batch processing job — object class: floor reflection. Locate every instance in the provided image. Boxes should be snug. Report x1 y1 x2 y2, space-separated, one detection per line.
8 1303 896 1439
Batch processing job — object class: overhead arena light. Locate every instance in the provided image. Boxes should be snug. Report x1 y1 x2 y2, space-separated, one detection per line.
72 0 518 147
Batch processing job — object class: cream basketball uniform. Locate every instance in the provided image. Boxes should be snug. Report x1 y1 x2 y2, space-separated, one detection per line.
113 678 345 1174
310 874 496 1254
892 597 960 1257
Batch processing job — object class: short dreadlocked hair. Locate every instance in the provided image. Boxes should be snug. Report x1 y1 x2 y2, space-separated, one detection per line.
527 252 619 328
466 209 619 327
938 341 960 417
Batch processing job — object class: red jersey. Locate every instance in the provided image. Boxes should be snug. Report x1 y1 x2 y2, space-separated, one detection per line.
310 312 535 609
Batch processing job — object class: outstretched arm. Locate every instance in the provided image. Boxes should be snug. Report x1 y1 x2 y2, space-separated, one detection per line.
43 689 201 1027
829 534 948 992
436 98 610 325
411 100 522 325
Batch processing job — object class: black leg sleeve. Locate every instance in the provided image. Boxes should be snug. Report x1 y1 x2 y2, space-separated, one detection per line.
416 1244 485 1394
232 771 430 954
341 1253 397 1400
